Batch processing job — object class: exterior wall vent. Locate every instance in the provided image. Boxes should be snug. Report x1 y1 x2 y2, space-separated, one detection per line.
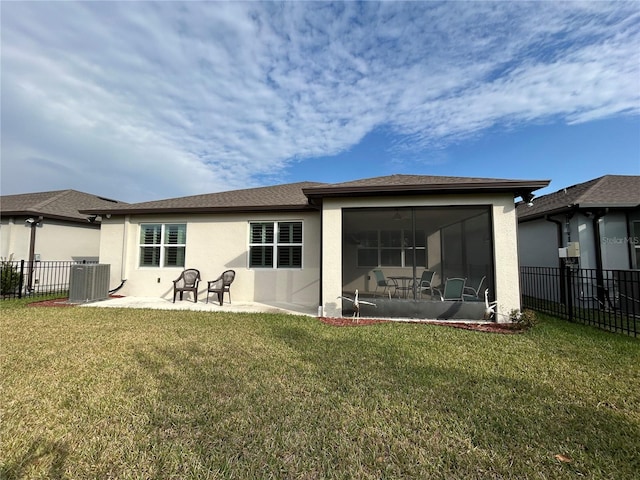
69 264 110 304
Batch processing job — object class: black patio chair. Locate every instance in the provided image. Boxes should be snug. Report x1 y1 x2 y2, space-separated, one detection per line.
207 270 236 306
172 268 201 303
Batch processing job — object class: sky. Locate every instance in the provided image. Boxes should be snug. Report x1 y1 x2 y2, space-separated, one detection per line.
1 1 639 204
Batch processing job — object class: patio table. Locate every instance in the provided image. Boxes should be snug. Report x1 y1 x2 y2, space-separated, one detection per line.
389 276 414 298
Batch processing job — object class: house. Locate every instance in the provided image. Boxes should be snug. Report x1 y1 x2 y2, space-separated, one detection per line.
517 175 640 271
82 174 549 321
0 189 126 263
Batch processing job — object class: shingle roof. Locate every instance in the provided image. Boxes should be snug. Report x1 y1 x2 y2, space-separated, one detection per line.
317 174 528 188
82 182 328 215
1 190 125 222
81 175 550 215
303 174 549 198
517 175 640 221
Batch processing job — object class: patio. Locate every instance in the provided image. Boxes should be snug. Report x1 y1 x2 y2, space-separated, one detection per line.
79 296 318 317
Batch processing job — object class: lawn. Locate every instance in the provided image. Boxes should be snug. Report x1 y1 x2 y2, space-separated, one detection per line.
1 302 639 479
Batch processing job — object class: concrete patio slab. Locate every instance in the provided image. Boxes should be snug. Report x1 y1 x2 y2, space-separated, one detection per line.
79 296 317 317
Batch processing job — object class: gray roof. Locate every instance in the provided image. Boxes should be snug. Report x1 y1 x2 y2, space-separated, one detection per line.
303 174 549 199
518 175 640 221
82 182 327 215
1 190 125 223
81 175 550 215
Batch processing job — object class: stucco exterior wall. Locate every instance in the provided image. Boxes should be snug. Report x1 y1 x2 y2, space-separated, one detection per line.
98 217 129 288
599 212 632 270
574 214 596 269
517 219 561 268
99 212 321 307
519 210 639 271
492 196 523 321
629 211 640 269
320 193 522 322
0 217 100 261
0 219 18 259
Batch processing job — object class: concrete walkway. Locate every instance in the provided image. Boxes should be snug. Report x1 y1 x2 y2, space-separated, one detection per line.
80 296 317 317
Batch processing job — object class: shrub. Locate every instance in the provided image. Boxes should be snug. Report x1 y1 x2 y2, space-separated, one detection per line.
509 308 537 329
0 256 21 295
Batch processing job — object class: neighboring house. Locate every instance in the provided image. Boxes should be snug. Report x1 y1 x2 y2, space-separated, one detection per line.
0 189 126 263
82 174 548 321
517 175 640 271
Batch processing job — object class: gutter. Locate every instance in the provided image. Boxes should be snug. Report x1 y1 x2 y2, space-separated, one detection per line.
80 204 317 216
303 181 550 199
545 215 565 254
3 210 102 225
120 215 130 286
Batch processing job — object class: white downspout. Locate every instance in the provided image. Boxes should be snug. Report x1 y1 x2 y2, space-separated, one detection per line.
121 215 130 281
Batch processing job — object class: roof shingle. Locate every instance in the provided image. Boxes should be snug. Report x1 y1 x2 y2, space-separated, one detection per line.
303 174 549 198
517 175 640 220
82 182 327 214
1 190 125 222
81 175 550 215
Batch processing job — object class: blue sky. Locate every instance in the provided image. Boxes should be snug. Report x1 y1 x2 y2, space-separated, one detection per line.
1 1 638 203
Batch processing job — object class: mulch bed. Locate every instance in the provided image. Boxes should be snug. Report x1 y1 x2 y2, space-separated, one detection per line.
27 296 123 307
27 298 75 307
428 321 525 334
319 317 525 334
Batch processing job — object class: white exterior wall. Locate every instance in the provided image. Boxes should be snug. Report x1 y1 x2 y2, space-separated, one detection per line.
575 214 597 269
320 201 342 318
99 217 128 286
577 212 635 270
99 212 321 307
492 195 523 321
519 211 638 271
0 217 100 261
518 219 561 268
599 212 632 270
0 219 20 259
320 193 522 321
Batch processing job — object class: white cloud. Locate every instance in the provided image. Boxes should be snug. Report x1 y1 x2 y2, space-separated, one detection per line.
1 1 638 201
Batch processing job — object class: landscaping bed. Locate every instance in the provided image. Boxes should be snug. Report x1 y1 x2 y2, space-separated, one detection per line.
319 316 525 333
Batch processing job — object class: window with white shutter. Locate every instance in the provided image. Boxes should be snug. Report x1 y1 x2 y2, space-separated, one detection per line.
249 221 303 268
139 224 186 267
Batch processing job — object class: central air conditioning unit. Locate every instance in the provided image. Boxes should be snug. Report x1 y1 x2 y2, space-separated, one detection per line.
69 264 110 304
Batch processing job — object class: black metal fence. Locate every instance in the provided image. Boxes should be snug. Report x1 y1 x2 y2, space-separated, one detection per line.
520 266 639 337
0 260 97 300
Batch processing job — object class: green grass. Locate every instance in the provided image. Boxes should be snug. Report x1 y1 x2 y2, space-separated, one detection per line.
1 302 639 479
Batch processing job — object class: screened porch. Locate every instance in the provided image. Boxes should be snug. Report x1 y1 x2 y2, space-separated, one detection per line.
341 206 496 320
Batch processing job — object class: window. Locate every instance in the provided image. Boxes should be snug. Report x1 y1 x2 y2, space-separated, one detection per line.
139 224 186 267
356 229 426 267
249 221 302 268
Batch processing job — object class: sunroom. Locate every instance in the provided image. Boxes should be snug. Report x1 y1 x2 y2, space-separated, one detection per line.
340 205 493 319
304 175 549 322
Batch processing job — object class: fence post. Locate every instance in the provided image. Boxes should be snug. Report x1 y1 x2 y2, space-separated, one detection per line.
559 265 566 305
18 260 24 299
566 264 573 322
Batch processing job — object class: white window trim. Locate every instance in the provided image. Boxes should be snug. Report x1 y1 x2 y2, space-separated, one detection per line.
138 223 187 268
248 220 304 269
356 228 426 268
